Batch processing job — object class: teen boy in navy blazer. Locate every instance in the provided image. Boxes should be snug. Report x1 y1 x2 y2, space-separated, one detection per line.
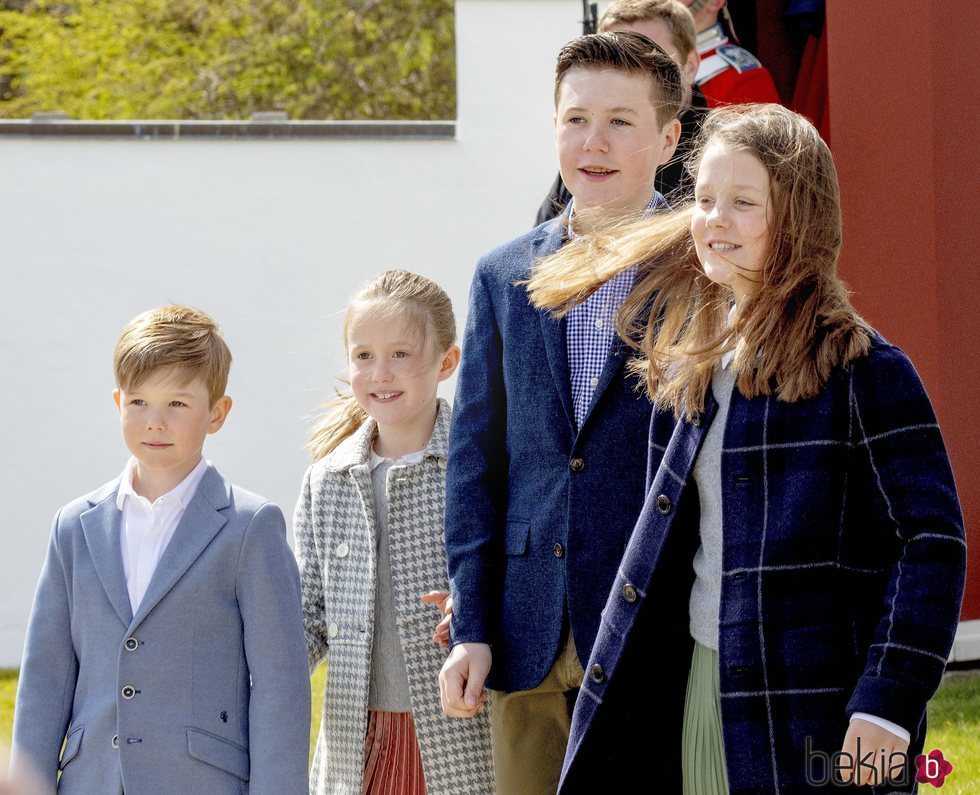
12 305 310 794
439 32 683 794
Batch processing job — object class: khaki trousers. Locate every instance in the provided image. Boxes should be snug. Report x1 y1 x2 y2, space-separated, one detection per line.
490 633 586 795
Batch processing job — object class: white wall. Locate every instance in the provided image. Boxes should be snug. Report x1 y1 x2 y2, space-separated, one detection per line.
0 0 583 666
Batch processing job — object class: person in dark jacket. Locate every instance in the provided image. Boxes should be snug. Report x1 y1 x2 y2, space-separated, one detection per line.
529 104 966 794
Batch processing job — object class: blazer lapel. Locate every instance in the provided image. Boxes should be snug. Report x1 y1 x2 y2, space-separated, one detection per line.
80 486 133 627
579 333 635 430
129 466 229 629
535 213 576 429
539 311 576 429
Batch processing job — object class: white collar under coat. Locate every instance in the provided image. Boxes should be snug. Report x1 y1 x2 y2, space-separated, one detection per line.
319 397 451 473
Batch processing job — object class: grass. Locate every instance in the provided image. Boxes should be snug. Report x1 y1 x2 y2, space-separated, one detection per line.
0 670 15 751
922 669 980 794
311 664 326 765
2 665 977 789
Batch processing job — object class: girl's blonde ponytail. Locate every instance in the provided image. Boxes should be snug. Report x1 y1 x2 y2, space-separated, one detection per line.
307 390 370 462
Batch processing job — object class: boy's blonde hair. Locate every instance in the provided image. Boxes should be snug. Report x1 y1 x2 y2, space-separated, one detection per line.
598 0 698 63
113 304 232 406
308 270 456 461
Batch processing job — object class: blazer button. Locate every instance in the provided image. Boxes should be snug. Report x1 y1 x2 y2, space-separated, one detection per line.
121 685 137 700
589 663 605 683
112 734 119 749
656 494 672 514
335 542 349 558
328 622 339 638
569 457 585 472
553 543 565 558
438 458 447 470
124 637 138 652
622 584 638 603
691 413 702 427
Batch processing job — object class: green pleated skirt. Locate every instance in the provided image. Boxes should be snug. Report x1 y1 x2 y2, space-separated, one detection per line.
682 640 730 795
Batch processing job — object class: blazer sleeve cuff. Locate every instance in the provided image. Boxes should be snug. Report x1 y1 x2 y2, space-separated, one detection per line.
449 612 491 648
846 675 927 738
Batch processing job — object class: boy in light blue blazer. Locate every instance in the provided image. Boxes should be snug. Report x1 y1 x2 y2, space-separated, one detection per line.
11 304 310 794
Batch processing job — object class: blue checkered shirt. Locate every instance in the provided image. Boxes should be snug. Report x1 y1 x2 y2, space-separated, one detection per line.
566 192 667 428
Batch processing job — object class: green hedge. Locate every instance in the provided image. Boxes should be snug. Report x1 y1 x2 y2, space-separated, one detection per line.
0 0 455 120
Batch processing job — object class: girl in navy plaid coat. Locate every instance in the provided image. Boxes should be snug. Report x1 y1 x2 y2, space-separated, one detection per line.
294 271 494 795
529 105 966 794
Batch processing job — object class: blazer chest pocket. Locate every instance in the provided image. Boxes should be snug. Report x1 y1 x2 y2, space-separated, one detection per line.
59 724 84 770
187 727 250 782
504 520 530 556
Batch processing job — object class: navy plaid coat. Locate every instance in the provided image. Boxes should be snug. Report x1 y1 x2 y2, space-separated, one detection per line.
559 337 966 794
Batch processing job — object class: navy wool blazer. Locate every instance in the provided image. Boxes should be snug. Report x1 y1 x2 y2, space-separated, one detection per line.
445 215 655 692
559 337 966 794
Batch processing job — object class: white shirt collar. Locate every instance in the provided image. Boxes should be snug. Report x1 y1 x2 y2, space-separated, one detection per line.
116 456 209 510
368 448 426 472
696 23 728 52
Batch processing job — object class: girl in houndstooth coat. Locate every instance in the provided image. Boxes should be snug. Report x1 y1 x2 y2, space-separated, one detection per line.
529 105 966 793
294 271 494 795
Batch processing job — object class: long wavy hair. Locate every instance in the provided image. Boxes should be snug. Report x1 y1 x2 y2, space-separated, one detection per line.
528 104 872 419
307 270 456 461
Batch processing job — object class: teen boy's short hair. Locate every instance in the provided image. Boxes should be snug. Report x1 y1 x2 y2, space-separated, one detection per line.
598 0 698 63
554 31 683 128
113 304 232 405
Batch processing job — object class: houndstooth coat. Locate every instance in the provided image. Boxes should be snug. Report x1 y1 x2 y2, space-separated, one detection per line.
294 400 494 795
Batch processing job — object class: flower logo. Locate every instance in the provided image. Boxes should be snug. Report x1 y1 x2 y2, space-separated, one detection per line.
915 749 953 788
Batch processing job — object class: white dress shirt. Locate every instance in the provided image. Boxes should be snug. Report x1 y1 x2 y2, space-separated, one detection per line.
116 457 209 613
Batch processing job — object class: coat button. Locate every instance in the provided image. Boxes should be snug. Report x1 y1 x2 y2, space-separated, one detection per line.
438 458 447 470
691 413 702 427
622 584 638 603
121 685 136 700
335 542 349 558
328 622 339 638
112 734 119 749
553 543 565 558
124 637 138 652
569 457 585 472
589 663 605 683
656 494 672 514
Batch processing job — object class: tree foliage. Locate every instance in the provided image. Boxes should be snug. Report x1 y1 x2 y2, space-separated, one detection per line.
0 0 456 120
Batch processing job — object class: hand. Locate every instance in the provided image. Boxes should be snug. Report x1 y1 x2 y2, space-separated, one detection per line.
420 590 453 647
839 718 910 787
439 642 491 718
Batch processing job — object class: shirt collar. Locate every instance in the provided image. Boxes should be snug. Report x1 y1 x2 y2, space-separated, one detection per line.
566 192 668 240
368 448 426 472
697 23 728 51
116 456 209 510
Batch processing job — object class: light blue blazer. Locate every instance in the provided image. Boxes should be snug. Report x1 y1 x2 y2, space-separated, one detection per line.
12 465 311 794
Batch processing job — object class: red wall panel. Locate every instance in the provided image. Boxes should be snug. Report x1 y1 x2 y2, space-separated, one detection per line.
826 3 979 620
